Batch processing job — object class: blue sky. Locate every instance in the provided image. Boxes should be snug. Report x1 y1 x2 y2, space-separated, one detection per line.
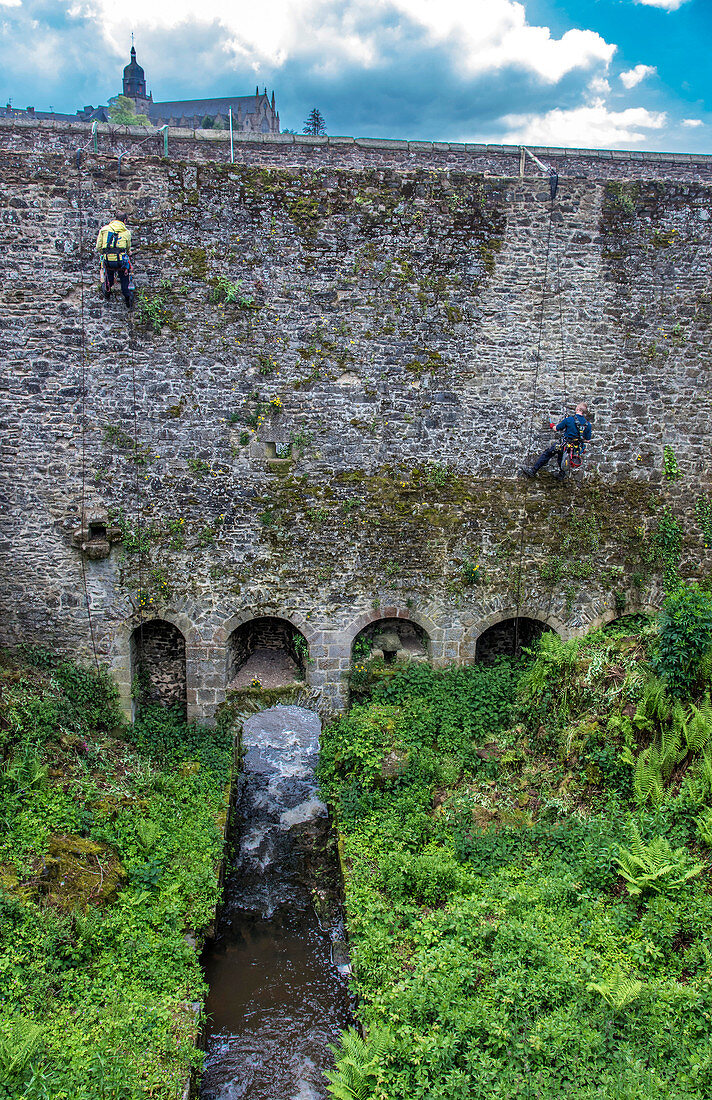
0 0 709 151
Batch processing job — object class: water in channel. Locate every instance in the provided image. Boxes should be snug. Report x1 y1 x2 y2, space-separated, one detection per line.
200 705 352 1100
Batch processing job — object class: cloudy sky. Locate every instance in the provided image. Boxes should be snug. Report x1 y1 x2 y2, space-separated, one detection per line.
0 0 709 150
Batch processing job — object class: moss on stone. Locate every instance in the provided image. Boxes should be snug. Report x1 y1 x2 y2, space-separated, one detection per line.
180 246 209 281
41 835 125 911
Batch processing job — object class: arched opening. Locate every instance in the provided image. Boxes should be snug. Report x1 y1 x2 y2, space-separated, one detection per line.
602 612 655 638
130 619 187 715
352 617 429 666
227 617 308 690
475 617 555 663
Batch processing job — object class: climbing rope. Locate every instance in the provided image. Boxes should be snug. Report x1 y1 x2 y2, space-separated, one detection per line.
512 174 559 657
552 208 568 415
75 146 146 676
128 314 147 651
75 151 101 673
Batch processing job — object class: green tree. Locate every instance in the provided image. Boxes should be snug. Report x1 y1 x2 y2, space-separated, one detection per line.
108 95 151 127
303 107 327 136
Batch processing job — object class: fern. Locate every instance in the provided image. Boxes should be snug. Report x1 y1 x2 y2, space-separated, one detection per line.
634 676 672 730
684 695 712 754
659 712 683 780
616 826 705 898
518 634 580 720
633 747 664 807
325 1028 389 1100
697 808 712 848
685 748 712 804
700 645 712 685
135 818 160 851
0 1016 43 1079
587 966 643 1013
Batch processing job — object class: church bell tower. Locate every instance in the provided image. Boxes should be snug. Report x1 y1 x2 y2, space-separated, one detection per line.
122 46 152 111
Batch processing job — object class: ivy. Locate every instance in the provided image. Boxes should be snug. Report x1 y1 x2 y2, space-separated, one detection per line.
695 495 712 548
651 508 683 592
663 445 682 482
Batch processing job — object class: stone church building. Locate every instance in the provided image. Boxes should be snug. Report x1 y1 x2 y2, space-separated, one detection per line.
1 45 280 132
120 46 280 132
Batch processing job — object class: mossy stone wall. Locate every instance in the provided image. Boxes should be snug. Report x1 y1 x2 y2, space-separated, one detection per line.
1 124 710 717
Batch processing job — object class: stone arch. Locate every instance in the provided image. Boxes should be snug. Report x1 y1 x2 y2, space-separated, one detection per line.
582 604 659 637
220 686 339 731
111 608 198 721
343 606 441 650
226 615 311 690
130 618 187 715
473 612 562 663
351 615 431 666
215 607 316 648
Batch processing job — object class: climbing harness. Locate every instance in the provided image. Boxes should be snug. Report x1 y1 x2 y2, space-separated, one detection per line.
561 419 585 474
552 416 586 478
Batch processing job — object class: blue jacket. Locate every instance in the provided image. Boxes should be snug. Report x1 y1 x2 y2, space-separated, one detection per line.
556 414 592 450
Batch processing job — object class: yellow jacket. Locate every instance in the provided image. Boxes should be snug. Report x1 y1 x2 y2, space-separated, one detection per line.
96 220 132 261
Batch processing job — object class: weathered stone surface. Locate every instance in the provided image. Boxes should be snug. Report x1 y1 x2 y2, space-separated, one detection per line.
41 835 125 909
0 120 710 721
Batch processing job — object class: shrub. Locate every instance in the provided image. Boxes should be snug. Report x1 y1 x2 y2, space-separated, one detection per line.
654 583 712 699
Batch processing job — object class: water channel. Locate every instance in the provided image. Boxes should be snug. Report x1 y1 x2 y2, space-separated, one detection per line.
200 705 352 1100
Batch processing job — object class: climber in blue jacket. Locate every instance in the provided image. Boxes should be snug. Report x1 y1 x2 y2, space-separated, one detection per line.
520 402 592 479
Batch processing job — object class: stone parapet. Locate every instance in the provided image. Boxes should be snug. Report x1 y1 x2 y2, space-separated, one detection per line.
2 116 712 180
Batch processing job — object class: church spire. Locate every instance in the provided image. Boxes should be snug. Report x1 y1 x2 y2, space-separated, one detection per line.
123 41 147 100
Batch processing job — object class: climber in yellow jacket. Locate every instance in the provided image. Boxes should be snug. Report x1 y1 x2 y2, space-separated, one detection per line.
96 216 135 309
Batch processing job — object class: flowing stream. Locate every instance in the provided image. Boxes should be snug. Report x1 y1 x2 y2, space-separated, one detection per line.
200 705 352 1100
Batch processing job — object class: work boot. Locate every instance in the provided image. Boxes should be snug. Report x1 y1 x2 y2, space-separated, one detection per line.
519 466 535 479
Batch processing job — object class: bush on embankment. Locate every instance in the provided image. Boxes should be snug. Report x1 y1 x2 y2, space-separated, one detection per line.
0 648 233 1099
322 602 712 1100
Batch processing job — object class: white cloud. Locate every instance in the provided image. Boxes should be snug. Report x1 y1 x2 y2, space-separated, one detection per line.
620 64 656 89
0 0 22 7
388 0 615 82
501 102 667 147
588 76 611 96
633 0 690 9
682 118 703 127
93 0 615 83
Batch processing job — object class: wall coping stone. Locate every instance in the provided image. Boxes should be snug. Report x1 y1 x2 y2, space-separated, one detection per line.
355 137 408 149
2 115 711 170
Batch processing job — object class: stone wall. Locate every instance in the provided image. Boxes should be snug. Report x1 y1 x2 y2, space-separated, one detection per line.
131 619 187 713
1 119 710 719
227 617 306 679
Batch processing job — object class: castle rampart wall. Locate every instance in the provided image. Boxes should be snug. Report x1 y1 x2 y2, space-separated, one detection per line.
1 119 710 718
